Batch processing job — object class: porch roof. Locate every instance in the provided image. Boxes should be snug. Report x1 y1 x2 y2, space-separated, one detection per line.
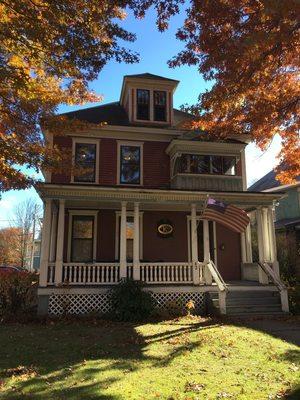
36 183 284 209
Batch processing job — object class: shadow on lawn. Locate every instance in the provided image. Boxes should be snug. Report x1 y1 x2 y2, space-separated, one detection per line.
0 318 217 399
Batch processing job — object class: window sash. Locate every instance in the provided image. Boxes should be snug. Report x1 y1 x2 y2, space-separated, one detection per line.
136 89 150 120
71 216 94 262
74 143 96 183
175 154 236 176
154 91 167 121
120 145 141 184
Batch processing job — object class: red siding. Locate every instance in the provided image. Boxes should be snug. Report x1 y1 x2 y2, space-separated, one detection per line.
216 224 241 281
52 136 72 184
99 139 117 185
143 211 188 262
97 210 116 261
143 141 170 188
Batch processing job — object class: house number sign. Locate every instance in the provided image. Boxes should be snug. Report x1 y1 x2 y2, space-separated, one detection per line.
157 219 174 237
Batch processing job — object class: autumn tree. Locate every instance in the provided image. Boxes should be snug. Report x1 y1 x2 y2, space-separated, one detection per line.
135 0 300 182
0 227 22 266
0 0 139 191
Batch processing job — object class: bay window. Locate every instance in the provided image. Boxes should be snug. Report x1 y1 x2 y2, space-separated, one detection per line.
175 154 236 176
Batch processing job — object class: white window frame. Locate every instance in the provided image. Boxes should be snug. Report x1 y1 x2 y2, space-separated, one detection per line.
71 138 100 184
67 210 99 263
135 88 170 124
117 140 144 186
186 216 217 266
114 211 144 260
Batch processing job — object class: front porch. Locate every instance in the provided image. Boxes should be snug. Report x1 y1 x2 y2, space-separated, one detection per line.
37 184 288 315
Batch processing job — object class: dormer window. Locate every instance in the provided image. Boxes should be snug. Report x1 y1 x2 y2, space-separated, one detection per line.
137 89 150 120
154 91 167 121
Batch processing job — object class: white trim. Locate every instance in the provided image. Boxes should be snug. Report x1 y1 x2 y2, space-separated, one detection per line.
67 210 99 263
117 140 144 186
115 211 143 260
71 138 100 184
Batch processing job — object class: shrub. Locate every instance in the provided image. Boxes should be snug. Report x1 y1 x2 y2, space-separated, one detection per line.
0 270 38 319
110 278 155 322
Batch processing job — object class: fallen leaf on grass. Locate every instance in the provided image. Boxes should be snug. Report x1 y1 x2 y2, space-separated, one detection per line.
5 365 38 379
185 381 206 393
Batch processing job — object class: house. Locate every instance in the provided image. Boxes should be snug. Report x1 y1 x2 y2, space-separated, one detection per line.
36 73 289 316
249 171 300 279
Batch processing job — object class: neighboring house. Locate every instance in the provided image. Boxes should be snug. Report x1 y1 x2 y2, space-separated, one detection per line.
249 171 300 278
36 73 289 316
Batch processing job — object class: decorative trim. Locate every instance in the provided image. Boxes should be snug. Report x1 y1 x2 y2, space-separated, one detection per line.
166 140 246 157
67 210 99 262
71 138 100 184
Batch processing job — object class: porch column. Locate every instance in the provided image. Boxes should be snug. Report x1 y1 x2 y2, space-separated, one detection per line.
133 202 140 280
49 207 58 263
120 201 127 279
256 207 269 284
267 205 280 277
55 199 65 285
191 204 200 284
245 222 253 263
39 199 52 287
203 220 213 284
240 232 247 263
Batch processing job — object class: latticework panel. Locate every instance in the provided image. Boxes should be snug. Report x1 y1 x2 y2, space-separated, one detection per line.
48 293 112 316
48 291 206 316
151 292 206 314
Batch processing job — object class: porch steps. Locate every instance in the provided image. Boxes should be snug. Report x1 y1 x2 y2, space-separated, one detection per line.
208 290 286 316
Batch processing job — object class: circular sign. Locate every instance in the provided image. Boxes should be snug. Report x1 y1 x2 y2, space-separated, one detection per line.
158 223 173 236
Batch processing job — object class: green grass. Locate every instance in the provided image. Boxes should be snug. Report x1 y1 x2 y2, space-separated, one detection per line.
0 317 299 399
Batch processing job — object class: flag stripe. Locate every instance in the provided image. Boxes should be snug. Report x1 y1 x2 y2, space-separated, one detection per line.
202 210 246 233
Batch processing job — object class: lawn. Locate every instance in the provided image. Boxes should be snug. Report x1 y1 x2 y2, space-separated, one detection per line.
0 317 299 400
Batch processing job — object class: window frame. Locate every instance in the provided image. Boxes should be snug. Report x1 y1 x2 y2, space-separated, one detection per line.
117 141 144 186
134 88 169 124
71 138 100 184
67 210 99 263
174 153 237 177
153 90 167 122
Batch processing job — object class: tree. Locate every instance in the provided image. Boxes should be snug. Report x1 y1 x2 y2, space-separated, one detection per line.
135 0 300 183
0 0 139 191
0 227 22 266
10 199 42 268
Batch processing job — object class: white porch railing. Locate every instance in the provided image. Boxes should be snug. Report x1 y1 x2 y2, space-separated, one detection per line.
140 262 193 284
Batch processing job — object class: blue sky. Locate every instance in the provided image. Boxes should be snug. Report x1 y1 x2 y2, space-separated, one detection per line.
0 7 281 227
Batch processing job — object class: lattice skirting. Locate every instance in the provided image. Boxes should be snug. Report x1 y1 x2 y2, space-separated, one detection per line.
48 292 206 316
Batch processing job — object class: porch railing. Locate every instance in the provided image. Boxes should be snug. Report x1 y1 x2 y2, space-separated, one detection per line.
140 262 193 284
205 260 227 292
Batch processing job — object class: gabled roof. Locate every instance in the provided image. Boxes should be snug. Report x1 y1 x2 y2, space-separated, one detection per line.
60 101 193 128
124 73 179 83
248 169 300 192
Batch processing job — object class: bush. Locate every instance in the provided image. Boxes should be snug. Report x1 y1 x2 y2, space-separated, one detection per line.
110 279 155 322
0 270 38 320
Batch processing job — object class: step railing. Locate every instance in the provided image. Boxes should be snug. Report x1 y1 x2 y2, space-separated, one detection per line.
205 260 228 292
140 262 193 284
258 262 289 312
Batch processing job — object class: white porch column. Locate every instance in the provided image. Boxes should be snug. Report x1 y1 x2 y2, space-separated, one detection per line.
245 222 253 263
55 199 65 285
240 232 247 263
49 208 58 263
268 205 280 277
203 219 213 284
120 201 127 279
133 202 140 280
191 204 200 284
262 207 271 261
39 199 52 287
256 207 269 284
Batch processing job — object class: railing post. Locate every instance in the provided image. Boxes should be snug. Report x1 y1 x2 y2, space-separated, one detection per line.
55 199 65 285
191 204 200 284
133 202 140 280
203 220 213 284
219 291 227 315
256 207 269 284
268 205 280 277
120 201 127 279
39 199 52 287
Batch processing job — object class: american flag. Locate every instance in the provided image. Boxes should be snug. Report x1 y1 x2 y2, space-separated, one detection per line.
202 197 250 233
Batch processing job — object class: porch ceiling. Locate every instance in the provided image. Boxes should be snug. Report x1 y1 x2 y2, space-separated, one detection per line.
36 183 284 210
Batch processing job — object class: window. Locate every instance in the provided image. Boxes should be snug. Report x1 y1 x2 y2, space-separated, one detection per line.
154 91 167 121
74 142 97 183
71 216 94 262
119 145 141 185
137 89 150 120
174 154 236 176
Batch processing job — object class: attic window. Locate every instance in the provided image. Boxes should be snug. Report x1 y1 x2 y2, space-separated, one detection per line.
137 89 150 120
154 91 167 121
